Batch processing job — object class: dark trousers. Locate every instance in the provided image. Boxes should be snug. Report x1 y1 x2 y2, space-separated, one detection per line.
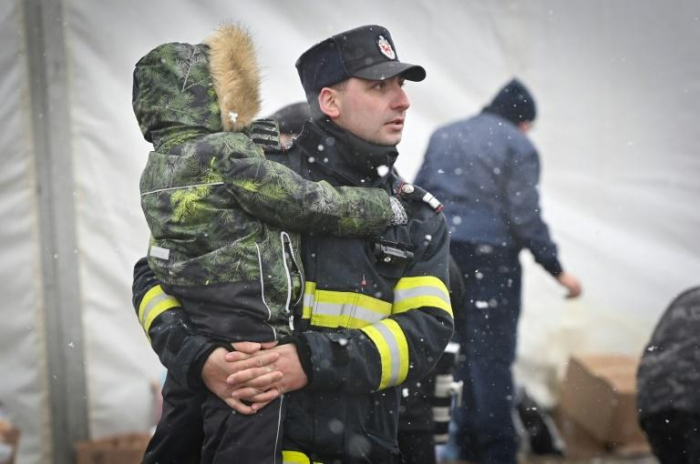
449 241 521 464
143 373 205 464
143 373 285 464
398 431 436 464
201 393 284 464
641 410 700 464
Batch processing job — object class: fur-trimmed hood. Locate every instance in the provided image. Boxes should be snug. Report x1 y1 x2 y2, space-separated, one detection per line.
132 23 261 146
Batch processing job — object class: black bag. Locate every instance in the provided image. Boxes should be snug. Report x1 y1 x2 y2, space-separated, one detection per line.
514 388 565 456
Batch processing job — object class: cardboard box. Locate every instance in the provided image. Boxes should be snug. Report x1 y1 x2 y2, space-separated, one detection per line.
553 408 651 460
74 433 150 464
558 354 649 451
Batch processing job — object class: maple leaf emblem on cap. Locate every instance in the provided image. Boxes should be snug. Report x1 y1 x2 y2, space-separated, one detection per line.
377 35 396 60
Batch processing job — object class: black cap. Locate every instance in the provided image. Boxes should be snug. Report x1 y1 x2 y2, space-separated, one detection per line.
268 102 311 135
484 78 537 124
296 25 426 95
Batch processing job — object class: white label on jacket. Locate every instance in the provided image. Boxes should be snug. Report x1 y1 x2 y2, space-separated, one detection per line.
149 246 170 261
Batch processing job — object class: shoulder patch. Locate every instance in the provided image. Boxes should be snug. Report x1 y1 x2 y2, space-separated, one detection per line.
394 181 444 214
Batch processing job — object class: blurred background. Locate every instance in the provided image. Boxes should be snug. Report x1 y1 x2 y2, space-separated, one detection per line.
1 0 699 463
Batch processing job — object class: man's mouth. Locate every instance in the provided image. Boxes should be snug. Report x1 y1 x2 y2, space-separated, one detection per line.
386 118 404 129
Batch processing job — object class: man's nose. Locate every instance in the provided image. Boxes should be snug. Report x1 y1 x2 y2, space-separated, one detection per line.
392 87 410 111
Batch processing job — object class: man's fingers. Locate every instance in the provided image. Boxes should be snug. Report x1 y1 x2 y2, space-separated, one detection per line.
224 350 279 366
231 341 262 354
225 390 279 414
249 388 281 403
224 350 251 362
227 368 282 387
566 285 582 299
249 401 273 413
224 397 257 415
247 399 275 414
231 386 280 403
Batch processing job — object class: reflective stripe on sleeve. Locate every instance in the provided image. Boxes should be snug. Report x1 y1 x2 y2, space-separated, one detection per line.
392 276 452 317
302 281 392 329
302 281 316 320
138 285 181 337
282 450 323 464
361 318 409 390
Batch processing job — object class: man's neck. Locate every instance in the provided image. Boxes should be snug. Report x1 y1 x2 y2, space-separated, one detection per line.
296 118 398 187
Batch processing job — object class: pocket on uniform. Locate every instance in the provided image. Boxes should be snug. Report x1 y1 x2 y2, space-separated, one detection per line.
374 261 407 280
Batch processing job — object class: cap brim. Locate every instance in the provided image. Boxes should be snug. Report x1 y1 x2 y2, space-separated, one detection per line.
352 61 426 82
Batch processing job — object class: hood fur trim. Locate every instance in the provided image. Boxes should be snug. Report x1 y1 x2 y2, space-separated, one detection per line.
204 24 261 131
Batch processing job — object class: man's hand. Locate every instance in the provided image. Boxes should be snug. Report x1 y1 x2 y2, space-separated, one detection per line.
556 271 582 298
201 342 282 414
225 343 308 411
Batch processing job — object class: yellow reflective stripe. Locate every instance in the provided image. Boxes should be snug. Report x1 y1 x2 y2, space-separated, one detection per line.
302 281 392 329
317 290 389 312
302 281 316 320
138 285 181 336
312 294 390 328
361 319 409 390
281 450 323 464
393 276 453 317
310 313 379 329
282 450 310 464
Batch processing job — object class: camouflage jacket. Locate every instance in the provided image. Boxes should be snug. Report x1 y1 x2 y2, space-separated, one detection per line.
132 25 395 342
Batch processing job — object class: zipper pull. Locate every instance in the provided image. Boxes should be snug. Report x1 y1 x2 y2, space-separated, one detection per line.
360 273 367 293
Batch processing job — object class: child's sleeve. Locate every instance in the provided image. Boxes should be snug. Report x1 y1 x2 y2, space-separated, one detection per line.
215 133 399 238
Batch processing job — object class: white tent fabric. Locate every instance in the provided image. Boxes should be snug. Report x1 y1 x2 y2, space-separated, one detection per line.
0 1 51 463
2 1 699 462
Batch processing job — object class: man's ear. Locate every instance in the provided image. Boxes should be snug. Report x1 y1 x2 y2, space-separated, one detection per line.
318 87 340 119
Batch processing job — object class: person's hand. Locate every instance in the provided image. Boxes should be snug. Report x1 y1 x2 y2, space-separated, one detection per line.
201 342 282 414
556 271 582 298
226 343 308 411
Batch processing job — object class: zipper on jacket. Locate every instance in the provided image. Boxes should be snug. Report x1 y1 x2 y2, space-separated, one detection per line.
285 234 305 309
280 231 304 332
255 242 277 341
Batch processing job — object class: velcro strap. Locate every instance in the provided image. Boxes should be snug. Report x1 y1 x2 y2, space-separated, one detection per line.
247 118 282 153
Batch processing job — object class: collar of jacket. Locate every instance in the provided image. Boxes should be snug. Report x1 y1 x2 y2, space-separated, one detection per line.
297 117 399 187
481 108 519 128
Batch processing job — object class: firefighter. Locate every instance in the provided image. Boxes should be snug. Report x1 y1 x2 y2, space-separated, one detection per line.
133 24 453 464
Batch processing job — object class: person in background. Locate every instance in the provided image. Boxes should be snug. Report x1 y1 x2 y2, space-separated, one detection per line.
414 78 582 464
637 286 700 464
268 101 311 148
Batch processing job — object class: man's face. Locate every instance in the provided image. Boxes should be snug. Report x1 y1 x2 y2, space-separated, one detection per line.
331 76 410 146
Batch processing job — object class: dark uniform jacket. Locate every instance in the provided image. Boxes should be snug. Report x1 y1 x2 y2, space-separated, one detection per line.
398 256 466 433
133 117 454 462
415 111 562 276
